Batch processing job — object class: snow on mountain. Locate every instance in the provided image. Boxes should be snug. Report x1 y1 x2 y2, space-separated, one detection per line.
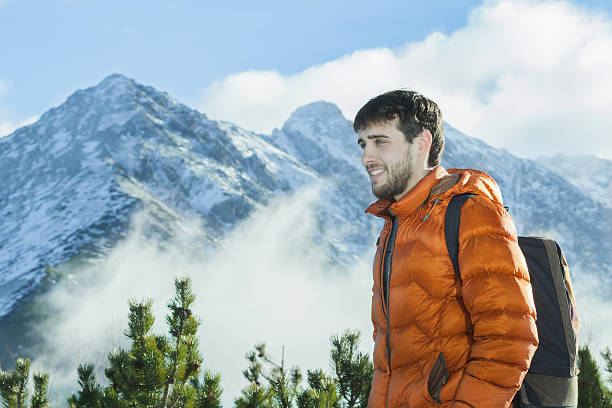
1 74 610 365
538 154 612 208
271 101 362 168
0 74 318 318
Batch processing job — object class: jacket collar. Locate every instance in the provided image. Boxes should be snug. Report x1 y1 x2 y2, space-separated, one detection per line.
365 165 449 218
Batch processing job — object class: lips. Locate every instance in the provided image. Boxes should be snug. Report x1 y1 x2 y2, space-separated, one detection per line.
368 168 385 181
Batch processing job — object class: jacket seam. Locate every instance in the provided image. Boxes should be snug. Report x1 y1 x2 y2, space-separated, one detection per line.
385 283 454 298
462 268 531 283
472 310 536 319
467 356 530 370
462 371 519 391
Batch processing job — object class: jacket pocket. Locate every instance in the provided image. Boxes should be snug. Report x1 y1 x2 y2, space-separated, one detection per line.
427 352 449 403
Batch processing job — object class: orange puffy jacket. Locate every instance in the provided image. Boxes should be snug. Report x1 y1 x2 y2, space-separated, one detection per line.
366 166 538 408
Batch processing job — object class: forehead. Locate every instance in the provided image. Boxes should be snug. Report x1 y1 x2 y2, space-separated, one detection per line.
357 118 405 140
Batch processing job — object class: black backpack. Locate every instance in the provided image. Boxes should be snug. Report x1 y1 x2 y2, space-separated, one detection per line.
445 194 579 408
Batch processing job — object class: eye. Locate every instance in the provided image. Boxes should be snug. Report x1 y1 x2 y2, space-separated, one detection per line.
375 139 385 145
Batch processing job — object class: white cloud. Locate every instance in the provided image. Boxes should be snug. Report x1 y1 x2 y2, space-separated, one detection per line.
32 186 374 406
198 0 612 160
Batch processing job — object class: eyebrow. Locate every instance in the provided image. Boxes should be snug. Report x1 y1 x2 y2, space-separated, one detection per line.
357 134 390 145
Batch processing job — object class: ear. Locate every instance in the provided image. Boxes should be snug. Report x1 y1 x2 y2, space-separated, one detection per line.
416 129 432 157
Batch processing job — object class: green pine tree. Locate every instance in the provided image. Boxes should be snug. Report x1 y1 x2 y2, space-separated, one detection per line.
234 383 271 408
30 373 50 408
256 345 301 408
602 347 612 404
68 364 103 408
603 347 612 383
295 369 339 408
191 370 223 408
329 330 372 408
236 330 373 408
234 344 286 408
578 345 612 408
0 358 50 408
71 276 222 408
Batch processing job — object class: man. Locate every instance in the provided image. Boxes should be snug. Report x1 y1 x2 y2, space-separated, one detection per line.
354 90 538 408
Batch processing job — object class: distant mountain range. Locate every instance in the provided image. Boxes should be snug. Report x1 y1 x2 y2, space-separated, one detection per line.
1 74 610 365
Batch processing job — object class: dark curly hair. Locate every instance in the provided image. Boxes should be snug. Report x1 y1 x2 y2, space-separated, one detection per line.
353 90 444 167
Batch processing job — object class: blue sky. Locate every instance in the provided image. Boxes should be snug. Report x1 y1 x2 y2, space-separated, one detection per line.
2 0 612 159
0 1 482 114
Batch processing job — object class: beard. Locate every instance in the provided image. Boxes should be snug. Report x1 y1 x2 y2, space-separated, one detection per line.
371 156 414 200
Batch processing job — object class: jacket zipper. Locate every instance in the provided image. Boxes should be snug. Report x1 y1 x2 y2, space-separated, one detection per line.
423 198 440 221
379 200 436 407
380 215 398 374
377 219 390 328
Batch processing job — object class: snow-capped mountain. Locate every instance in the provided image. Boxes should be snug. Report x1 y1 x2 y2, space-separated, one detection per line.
1 74 610 366
0 74 366 320
537 154 612 209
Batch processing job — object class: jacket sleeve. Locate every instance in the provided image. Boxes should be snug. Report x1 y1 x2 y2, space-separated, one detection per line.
449 195 539 408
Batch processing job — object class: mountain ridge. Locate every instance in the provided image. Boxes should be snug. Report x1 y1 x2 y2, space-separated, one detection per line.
1 73 610 367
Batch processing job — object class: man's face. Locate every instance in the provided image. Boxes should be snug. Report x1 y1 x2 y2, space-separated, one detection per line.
357 117 418 200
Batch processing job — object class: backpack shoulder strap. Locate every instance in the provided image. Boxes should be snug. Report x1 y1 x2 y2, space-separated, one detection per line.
444 194 476 284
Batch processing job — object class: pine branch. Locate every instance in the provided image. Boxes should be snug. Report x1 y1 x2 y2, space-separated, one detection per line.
69 364 102 407
578 345 611 408
193 370 222 408
160 277 196 408
330 331 372 408
0 368 18 408
603 347 612 385
14 359 30 408
31 371 50 408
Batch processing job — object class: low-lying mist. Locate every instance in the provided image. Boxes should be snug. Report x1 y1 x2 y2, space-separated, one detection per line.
31 185 375 407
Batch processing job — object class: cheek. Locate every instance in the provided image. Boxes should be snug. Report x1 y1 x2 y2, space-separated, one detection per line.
382 152 401 167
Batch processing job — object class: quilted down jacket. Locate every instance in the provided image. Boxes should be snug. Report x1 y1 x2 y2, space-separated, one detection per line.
365 166 538 408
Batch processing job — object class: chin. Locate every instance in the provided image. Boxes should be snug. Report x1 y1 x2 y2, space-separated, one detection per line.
371 189 386 200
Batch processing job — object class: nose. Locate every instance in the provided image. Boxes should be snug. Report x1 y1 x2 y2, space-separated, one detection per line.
362 143 377 167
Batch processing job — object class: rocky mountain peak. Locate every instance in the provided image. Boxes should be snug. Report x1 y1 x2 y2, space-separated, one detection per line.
282 101 349 137
284 101 345 124
275 101 360 171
